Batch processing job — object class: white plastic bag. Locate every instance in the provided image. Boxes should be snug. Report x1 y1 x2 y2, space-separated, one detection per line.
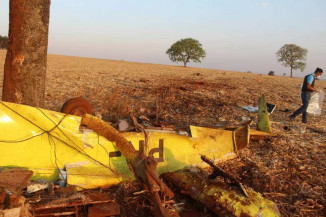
307 90 325 115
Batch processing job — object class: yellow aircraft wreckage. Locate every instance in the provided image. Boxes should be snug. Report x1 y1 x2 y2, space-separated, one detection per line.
0 100 251 188
0 98 280 216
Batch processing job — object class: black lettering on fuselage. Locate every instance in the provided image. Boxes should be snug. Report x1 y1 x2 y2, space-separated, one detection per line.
109 139 164 163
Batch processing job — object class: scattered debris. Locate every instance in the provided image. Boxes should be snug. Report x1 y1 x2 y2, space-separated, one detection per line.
29 191 119 217
88 202 120 217
26 183 49 194
1 206 22 217
0 169 34 217
118 119 130 132
266 103 276 114
0 95 313 216
162 168 280 217
0 169 33 193
81 113 180 216
243 102 275 114
201 155 248 197
243 105 258 112
241 116 251 122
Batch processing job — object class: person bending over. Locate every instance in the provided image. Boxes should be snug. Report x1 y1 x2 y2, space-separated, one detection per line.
290 67 323 123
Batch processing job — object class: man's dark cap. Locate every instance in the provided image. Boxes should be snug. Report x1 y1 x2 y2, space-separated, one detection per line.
315 67 323 73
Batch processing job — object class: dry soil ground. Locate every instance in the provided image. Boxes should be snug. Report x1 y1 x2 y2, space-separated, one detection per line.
0 50 326 216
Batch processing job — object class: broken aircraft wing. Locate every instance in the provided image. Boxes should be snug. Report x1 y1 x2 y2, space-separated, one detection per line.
0 101 249 189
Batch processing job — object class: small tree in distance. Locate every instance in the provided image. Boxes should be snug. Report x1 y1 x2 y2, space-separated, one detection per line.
166 38 206 67
276 44 308 78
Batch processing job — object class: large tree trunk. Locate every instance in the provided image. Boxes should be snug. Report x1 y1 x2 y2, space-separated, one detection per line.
290 66 293 78
2 0 51 107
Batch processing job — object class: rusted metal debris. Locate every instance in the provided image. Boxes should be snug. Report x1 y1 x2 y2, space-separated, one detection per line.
0 168 121 216
31 192 119 217
162 155 281 217
0 169 34 216
88 202 120 217
60 97 93 116
162 168 280 217
201 155 248 197
0 185 34 216
81 114 179 217
0 169 33 193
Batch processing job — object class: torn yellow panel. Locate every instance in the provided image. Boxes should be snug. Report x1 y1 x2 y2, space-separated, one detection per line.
233 125 250 151
190 125 238 160
250 129 274 141
66 163 125 189
0 101 248 189
257 95 272 133
164 171 280 217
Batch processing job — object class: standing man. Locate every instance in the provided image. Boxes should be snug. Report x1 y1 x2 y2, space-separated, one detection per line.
290 67 323 123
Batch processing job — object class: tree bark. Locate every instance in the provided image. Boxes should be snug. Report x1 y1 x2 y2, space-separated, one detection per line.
290 66 293 78
183 55 190 67
2 0 51 107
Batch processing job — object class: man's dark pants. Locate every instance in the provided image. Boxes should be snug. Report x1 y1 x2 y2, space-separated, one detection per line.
290 92 311 123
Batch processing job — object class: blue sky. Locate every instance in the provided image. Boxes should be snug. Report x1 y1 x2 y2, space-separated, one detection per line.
0 0 325 76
